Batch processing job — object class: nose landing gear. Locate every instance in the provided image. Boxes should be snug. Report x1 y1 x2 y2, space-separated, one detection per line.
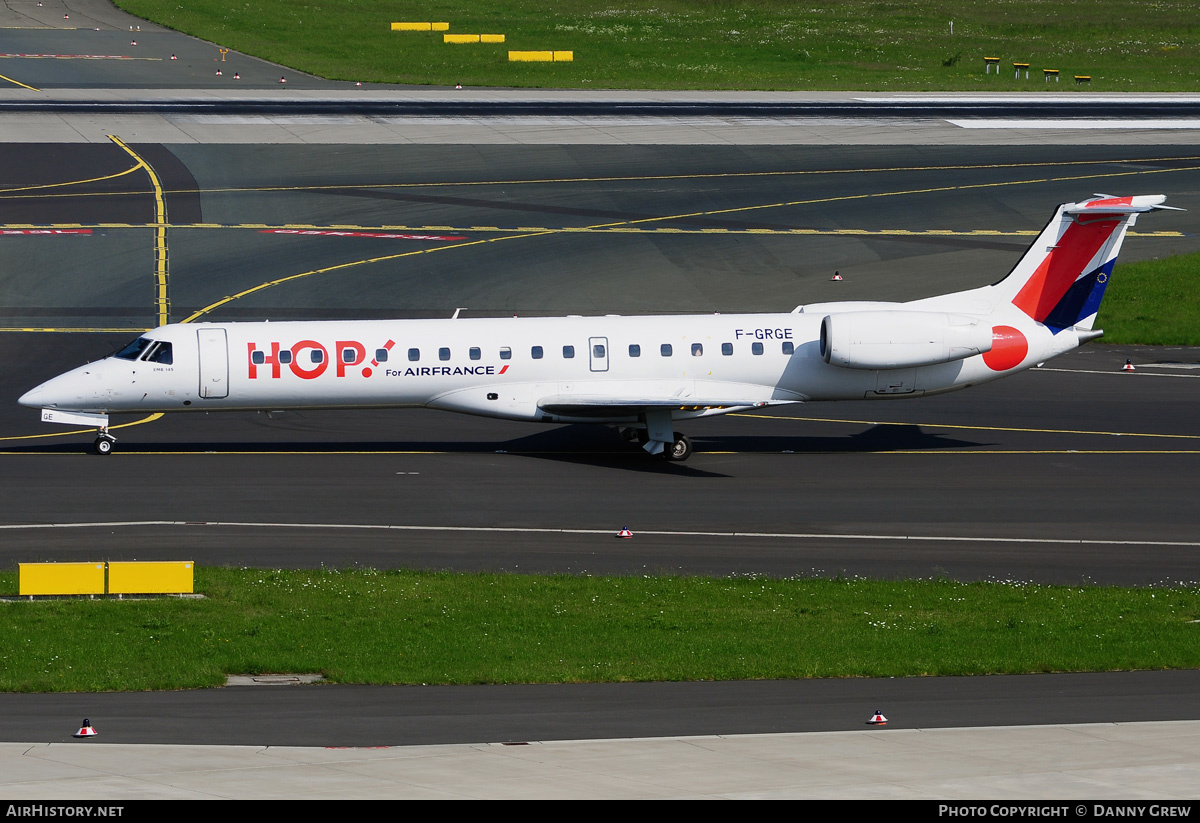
94 429 116 455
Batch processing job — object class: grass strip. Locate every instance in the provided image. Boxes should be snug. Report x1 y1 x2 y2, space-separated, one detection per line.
113 1 1199 91
2 568 1198 693
1100 251 1200 346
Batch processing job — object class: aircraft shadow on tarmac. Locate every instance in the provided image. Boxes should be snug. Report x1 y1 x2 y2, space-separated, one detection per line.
4 422 987 475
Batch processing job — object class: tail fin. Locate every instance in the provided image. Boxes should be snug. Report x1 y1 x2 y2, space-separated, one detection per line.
992 195 1173 332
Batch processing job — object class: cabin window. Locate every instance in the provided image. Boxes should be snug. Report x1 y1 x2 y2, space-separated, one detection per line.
113 337 152 361
782 341 795 355
342 348 358 364
499 347 512 360
310 349 324 364
691 343 703 357
593 343 606 359
279 350 293 365
408 348 420 362
469 347 481 361
531 345 543 359
251 350 265 365
439 347 451 361
629 344 641 357
375 349 388 363
721 342 733 356
752 342 764 355
660 343 673 357
563 345 575 359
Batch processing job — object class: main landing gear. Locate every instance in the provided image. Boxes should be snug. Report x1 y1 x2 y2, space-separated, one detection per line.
93 429 116 455
666 432 693 462
620 427 693 462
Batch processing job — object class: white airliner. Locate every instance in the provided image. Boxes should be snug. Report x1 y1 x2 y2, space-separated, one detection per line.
20 194 1176 458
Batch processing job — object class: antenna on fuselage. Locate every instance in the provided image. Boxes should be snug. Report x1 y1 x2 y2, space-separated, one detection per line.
452 307 466 319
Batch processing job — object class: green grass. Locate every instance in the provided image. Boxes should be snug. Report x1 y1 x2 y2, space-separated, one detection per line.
113 0 1199 91
2 568 1198 692
1100 252 1200 345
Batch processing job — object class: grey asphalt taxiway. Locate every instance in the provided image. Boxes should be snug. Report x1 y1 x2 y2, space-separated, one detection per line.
2 0 1200 800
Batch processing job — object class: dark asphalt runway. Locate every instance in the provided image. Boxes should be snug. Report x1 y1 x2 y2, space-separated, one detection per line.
3 671 1199 747
2 10 1200 753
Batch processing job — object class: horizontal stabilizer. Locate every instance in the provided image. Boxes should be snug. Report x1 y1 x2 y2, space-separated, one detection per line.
1063 194 1178 215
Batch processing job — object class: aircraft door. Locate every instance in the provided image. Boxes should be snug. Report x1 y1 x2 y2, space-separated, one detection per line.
589 336 609 373
197 328 229 399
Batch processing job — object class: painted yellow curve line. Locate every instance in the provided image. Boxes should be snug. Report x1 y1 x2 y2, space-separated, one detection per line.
0 72 37 91
5 153 1200 202
0 222 1184 239
0 165 143 195
575 164 1200 232
108 135 169 327
0 413 164 443
181 231 553 323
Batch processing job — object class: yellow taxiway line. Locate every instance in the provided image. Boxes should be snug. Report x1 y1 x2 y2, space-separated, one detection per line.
108 135 170 326
0 413 163 444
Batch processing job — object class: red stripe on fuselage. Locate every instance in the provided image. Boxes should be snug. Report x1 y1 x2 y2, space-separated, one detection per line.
1011 217 1119 321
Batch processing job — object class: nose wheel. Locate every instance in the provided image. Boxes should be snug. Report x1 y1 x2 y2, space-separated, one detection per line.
93 431 116 455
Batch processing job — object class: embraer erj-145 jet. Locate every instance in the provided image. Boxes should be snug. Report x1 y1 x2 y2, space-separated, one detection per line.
20 195 1177 459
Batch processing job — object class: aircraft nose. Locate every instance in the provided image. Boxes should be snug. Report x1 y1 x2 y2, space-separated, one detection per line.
18 368 95 409
18 383 48 408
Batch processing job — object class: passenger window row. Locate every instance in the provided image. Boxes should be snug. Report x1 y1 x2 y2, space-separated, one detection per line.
252 340 796 364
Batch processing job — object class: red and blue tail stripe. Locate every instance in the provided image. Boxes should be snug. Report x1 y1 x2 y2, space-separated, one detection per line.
994 195 1172 333
1010 215 1124 331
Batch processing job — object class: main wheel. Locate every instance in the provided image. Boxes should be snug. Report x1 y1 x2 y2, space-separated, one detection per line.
664 432 693 462
94 437 113 455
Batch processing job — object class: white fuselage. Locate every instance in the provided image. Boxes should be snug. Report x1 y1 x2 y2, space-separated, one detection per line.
19 306 1081 426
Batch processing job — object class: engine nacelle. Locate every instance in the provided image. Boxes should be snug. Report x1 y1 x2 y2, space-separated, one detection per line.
820 311 993 369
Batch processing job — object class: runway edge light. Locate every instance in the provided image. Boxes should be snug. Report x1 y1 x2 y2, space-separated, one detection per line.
73 719 97 738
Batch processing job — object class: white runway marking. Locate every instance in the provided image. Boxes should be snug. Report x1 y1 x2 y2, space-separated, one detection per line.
858 96 1200 103
2 520 1199 548
1037 367 1200 378
949 119 1200 130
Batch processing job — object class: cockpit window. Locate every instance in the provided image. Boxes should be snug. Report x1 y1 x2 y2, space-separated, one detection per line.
145 342 173 365
113 337 153 361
